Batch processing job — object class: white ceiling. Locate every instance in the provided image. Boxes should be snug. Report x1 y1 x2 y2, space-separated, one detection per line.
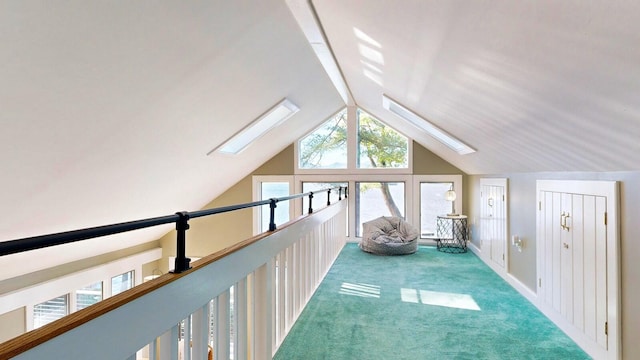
1 1 639 276
313 0 640 174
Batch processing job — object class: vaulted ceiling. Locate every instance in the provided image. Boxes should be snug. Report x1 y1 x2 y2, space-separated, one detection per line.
1 1 639 273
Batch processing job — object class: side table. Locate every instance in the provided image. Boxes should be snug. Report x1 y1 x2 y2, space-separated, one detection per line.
436 215 468 253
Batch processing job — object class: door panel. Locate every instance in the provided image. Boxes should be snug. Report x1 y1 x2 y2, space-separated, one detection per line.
536 180 618 360
595 196 607 349
480 178 507 271
572 194 584 332
552 192 562 313
543 191 554 306
583 195 597 341
560 193 573 321
490 185 505 267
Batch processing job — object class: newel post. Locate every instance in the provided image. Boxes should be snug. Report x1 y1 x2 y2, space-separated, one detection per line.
171 211 192 274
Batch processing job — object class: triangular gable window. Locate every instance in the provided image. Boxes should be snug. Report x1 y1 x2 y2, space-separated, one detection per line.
357 109 408 169
299 109 348 169
298 108 409 170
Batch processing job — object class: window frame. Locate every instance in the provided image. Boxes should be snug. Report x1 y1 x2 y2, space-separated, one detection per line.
295 174 414 243
356 108 410 170
32 294 70 330
19 249 159 331
294 106 413 176
252 175 295 236
412 175 463 244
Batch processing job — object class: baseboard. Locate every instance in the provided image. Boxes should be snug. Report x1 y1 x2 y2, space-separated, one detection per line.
467 241 481 256
469 242 538 304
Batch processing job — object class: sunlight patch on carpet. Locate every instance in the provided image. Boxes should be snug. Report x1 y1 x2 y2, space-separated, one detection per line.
401 288 481 311
339 282 381 298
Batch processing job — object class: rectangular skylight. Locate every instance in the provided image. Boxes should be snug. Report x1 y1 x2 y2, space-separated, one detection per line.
209 98 300 155
382 95 475 155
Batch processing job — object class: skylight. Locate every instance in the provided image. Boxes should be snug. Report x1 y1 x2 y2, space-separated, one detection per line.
382 95 476 155
209 99 299 155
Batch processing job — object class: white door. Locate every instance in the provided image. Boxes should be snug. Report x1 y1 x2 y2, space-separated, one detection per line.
537 180 619 360
480 178 508 270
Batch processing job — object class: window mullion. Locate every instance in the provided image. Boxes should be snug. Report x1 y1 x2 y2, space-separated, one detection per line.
346 106 358 172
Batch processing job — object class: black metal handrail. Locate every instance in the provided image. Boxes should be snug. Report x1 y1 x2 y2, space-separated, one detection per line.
0 186 347 273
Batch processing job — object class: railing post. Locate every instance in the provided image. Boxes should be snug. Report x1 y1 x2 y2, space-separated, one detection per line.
326 189 331 206
308 192 314 214
269 198 277 231
171 211 191 274
345 186 348 198
338 187 342 200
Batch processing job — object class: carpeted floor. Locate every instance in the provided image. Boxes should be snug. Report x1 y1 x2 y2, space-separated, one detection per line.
273 243 590 360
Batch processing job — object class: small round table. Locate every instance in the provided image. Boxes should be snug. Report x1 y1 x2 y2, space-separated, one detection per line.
436 215 468 253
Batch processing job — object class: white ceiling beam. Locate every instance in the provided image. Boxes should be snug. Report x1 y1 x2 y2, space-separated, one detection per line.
286 0 354 106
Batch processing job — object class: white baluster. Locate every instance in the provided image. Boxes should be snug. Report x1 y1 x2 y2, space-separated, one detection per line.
235 278 248 360
216 289 230 360
159 325 179 360
192 302 210 360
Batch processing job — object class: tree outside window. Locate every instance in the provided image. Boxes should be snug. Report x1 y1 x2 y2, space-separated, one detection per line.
299 108 408 219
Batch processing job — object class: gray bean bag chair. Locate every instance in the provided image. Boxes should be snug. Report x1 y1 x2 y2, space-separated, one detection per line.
359 216 419 255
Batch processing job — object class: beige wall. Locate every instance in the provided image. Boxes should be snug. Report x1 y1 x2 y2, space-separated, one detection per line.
158 145 295 273
0 307 24 343
466 171 640 359
412 141 463 175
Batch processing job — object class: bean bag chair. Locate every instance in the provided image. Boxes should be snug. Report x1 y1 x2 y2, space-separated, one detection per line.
359 216 419 255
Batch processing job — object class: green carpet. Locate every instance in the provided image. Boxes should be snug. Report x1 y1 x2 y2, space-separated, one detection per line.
274 243 590 360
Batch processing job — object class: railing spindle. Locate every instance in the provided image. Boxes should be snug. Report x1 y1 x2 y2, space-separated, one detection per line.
172 211 192 274
269 198 278 231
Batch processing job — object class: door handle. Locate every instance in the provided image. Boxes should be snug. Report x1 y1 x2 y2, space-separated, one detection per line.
560 212 571 231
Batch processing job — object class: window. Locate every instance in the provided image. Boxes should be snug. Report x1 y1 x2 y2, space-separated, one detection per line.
293 106 463 243
260 181 291 232
302 182 348 214
298 109 347 169
297 108 410 172
303 181 349 236
76 281 103 310
33 294 69 329
419 182 453 238
356 181 405 237
357 109 408 169
413 175 463 241
111 271 134 296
